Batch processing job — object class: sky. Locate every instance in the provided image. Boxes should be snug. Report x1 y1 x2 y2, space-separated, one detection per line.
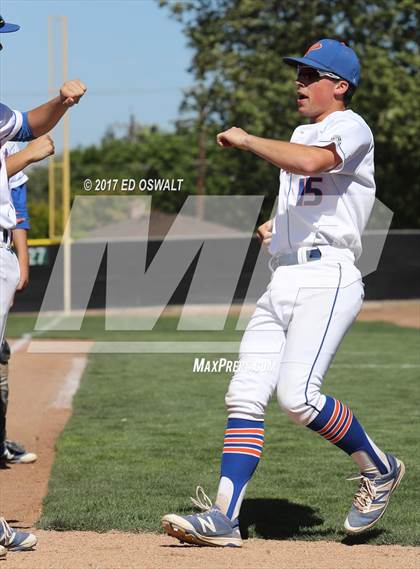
1 0 193 149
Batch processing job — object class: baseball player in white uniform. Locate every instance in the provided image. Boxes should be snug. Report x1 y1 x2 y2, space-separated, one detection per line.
0 14 86 556
0 142 39 466
0 12 86 347
162 39 404 547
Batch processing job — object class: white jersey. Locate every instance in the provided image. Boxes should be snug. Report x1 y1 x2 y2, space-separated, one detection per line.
269 109 375 261
0 104 24 229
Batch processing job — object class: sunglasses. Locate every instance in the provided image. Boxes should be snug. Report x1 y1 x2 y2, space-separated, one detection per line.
296 66 341 82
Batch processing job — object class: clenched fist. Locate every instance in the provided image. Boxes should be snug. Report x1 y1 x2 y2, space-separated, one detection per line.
256 219 273 247
26 135 55 162
216 127 249 149
60 79 87 107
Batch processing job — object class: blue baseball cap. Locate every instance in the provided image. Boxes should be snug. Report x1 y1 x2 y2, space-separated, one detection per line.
283 39 360 87
0 15 20 33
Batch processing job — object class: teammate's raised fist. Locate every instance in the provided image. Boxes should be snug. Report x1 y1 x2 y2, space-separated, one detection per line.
26 135 55 162
5 135 55 178
59 79 87 107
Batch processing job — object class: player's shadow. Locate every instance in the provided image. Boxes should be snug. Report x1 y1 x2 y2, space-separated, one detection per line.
341 528 385 545
239 498 327 539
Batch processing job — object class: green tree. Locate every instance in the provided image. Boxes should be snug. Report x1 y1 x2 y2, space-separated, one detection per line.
160 0 420 227
26 124 200 238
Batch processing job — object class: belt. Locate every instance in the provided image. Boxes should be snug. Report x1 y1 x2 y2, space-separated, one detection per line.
269 247 322 272
0 228 12 248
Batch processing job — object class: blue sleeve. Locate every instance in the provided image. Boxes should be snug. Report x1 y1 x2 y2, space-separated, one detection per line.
11 184 30 230
11 112 35 142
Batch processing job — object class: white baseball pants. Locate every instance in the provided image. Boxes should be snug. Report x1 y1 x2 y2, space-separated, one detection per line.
0 247 20 345
226 248 364 426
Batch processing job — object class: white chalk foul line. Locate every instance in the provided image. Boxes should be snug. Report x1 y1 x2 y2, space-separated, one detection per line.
51 357 88 410
8 316 87 410
9 314 66 355
10 333 32 354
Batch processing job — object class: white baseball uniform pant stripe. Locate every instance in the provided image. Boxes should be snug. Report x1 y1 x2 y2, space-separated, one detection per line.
226 257 364 425
0 248 20 345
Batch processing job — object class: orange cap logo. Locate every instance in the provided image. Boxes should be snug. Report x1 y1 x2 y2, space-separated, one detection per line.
305 42 322 55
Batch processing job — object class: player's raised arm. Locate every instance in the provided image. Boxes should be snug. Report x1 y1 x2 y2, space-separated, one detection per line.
26 79 87 137
216 127 341 175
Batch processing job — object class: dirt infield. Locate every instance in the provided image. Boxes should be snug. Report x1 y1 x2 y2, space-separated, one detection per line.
0 343 85 526
1 300 419 568
2 532 420 569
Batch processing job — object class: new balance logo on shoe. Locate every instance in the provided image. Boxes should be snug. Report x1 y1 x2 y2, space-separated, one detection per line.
198 516 217 533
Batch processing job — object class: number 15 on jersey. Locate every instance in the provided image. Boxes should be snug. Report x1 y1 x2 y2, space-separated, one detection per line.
297 176 323 206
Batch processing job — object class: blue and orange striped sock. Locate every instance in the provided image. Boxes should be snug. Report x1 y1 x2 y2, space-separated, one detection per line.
215 418 264 520
307 396 390 474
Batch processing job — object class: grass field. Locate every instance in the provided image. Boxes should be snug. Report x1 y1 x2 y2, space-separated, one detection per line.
7 315 420 545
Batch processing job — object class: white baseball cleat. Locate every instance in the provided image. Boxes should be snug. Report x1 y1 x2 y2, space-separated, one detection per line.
0 517 37 551
0 544 6 557
344 454 405 535
2 440 37 464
